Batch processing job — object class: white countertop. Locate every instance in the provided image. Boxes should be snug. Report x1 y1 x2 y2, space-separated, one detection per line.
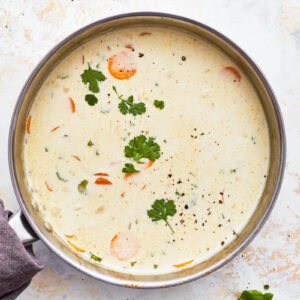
0 1 299 299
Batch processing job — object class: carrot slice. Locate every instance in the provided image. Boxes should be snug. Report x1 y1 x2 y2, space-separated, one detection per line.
125 44 134 50
94 177 112 185
26 116 32 134
110 232 139 261
45 181 53 192
67 240 85 252
124 172 138 180
139 32 151 36
145 160 154 169
223 66 241 82
108 51 136 80
69 97 76 113
173 259 194 268
94 172 109 176
51 126 60 132
71 155 81 161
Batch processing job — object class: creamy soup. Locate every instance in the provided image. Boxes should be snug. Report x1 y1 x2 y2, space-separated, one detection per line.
24 27 270 275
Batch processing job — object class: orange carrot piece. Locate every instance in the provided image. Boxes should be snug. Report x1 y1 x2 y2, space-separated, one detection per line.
26 116 32 134
67 240 85 252
94 177 112 185
108 51 136 80
125 44 134 50
69 97 76 113
145 160 155 168
110 232 139 261
71 155 81 161
124 172 138 180
94 172 109 176
120 192 125 197
173 260 194 268
223 66 241 82
139 31 151 36
51 126 60 132
45 181 53 192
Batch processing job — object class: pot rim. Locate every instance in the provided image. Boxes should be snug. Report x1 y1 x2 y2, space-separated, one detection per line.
8 12 286 288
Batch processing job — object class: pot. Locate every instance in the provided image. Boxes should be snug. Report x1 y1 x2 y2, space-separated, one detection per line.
8 12 285 288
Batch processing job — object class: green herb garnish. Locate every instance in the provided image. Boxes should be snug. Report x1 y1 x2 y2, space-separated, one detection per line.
85 94 98 106
147 199 177 233
81 64 106 93
124 135 160 164
87 139 94 147
153 100 165 110
78 180 88 194
263 285 270 290
122 163 140 173
90 253 102 262
239 290 273 300
154 264 158 269
56 172 67 182
112 86 146 116
130 261 137 267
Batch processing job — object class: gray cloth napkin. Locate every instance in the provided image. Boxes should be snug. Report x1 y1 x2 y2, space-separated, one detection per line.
0 200 43 299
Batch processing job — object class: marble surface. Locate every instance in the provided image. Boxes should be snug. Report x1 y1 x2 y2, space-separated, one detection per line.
0 0 299 299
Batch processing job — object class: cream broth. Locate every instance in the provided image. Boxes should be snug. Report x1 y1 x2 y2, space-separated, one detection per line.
24 27 270 274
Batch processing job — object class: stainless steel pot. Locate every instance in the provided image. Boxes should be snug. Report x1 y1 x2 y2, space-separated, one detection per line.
8 12 286 288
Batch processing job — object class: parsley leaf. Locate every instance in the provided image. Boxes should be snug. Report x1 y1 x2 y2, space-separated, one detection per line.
113 86 146 116
78 180 88 194
90 253 102 262
130 261 137 267
239 290 273 300
81 64 106 93
122 163 140 173
124 135 161 164
153 100 165 110
85 94 98 106
147 199 177 233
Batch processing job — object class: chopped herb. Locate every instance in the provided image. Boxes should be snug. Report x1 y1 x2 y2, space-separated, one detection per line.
130 261 137 267
230 168 237 173
239 290 273 300
124 135 160 164
44 147 49 152
78 180 88 194
87 139 94 147
153 100 165 110
122 163 140 173
57 74 69 79
85 94 98 106
90 253 102 262
56 172 67 182
263 285 270 290
81 64 106 93
112 86 146 116
147 199 177 233
154 264 158 269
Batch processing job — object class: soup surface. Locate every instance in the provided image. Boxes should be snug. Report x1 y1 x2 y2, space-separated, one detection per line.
24 26 270 274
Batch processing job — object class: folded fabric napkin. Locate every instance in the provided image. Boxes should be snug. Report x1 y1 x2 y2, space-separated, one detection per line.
0 200 43 299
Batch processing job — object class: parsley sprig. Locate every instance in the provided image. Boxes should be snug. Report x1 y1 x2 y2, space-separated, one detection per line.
147 199 177 233
124 135 161 164
122 163 140 173
81 64 106 93
112 86 146 116
239 290 273 300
